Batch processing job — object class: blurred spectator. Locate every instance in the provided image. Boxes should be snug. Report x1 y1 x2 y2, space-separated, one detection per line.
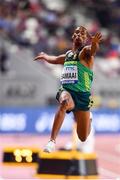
0 28 8 75
0 0 119 77
0 0 119 109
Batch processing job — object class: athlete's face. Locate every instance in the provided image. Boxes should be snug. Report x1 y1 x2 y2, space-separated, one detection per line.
72 26 88 47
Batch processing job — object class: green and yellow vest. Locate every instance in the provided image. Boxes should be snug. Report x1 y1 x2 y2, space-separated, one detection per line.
60 50 93 92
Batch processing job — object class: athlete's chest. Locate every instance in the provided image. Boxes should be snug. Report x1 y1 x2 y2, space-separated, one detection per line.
61 52 79 84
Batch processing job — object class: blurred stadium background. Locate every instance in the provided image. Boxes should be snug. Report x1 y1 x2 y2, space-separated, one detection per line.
0 0 120 179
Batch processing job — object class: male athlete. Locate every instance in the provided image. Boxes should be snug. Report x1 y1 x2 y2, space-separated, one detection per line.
34 26 102 152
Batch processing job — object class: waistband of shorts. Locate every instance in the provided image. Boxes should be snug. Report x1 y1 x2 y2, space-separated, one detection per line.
62 87 91 96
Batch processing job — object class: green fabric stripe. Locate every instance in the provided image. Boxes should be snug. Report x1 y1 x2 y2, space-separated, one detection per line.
64 61 77 65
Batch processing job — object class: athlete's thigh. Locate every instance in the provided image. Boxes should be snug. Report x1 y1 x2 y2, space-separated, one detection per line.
73 110 90 134
59 90 75 110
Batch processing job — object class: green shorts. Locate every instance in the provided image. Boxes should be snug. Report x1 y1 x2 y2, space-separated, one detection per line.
56 87 93 112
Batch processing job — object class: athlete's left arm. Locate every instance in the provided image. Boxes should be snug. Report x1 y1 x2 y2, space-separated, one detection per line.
90 32 102 56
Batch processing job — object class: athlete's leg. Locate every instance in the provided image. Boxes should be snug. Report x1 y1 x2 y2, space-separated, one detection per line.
50 91 75 141
73 110 91 142
50 101 67 141
44 90 75 152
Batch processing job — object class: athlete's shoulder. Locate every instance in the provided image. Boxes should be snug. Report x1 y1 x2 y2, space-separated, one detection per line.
66 50 72 56
82 45 91 51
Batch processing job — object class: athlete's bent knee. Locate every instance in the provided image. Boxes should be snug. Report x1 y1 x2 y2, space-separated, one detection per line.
60 99 74 112
59 101 68 112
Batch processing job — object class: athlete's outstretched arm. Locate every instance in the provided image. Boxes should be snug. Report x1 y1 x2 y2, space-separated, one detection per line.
90 32 102 56
34 52 65 65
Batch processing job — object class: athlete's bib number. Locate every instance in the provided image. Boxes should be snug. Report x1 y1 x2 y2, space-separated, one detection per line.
60 65 78 84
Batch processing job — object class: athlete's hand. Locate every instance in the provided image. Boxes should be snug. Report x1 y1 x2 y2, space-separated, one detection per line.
92 32 102 44
34 52 49 61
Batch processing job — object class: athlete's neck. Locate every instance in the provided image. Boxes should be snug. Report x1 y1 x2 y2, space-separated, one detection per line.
72 45 84 53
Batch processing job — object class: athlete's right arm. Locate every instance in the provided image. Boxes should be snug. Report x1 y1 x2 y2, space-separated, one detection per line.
34 52 65 65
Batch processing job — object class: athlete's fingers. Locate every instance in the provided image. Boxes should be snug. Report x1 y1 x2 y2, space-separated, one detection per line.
93 32 102 43
96 34 102 41
34 56 41 61
96 32 102 39
34 55 44 61
34 52 45 61
97 33 102 39
97 33 103 42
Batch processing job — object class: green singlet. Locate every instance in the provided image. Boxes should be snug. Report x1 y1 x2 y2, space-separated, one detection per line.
60 50 93 92
56 50 94 112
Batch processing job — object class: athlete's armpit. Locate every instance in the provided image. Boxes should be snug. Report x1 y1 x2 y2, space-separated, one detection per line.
79 46 91 60
85 48 91 60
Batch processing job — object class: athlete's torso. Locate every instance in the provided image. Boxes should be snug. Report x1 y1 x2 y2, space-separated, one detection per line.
60 50 93 92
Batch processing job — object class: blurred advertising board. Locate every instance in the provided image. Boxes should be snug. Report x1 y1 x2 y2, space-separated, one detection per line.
0 107 120 134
